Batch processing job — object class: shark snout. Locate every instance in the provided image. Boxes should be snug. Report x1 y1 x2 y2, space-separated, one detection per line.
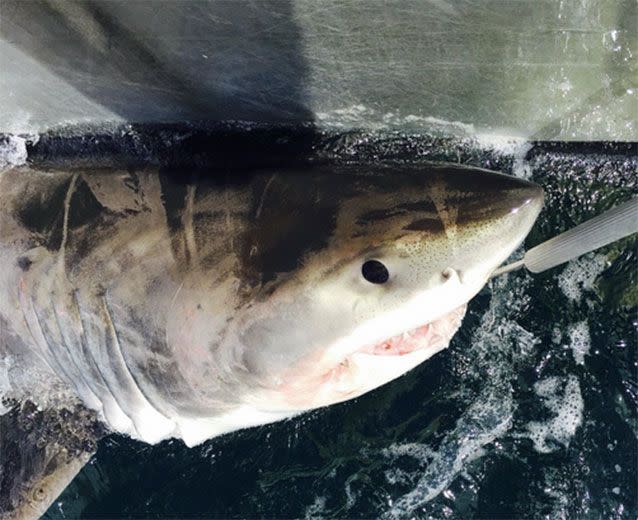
452 171 544 227
493 177 544 222
488 176 544 241
452 174 543 283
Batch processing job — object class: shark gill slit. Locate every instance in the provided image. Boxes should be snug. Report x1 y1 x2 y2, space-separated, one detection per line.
29 294 73 380
31 296 100 405
73 289 134 431
100 292 173 429
16 280 67 379
72 288 123 401
50 292 105 410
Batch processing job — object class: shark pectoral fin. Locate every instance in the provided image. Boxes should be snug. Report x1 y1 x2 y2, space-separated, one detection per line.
0 400 105 520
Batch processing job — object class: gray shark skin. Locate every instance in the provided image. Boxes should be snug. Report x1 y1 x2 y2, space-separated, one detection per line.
0 163 542 518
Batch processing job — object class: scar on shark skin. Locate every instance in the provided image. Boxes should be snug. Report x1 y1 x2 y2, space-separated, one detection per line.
183 183 198 267
255 174 277 220
58 173 79 274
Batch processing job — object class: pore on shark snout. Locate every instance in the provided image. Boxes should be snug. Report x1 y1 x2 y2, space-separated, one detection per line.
1 163 543 451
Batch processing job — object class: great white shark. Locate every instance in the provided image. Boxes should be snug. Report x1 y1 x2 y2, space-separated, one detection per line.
0 162 542 518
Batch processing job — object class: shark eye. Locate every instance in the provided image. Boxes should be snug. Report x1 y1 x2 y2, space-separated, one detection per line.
362 259 389 284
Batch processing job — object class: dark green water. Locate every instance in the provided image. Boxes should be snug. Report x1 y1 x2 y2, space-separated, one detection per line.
42 128 637 519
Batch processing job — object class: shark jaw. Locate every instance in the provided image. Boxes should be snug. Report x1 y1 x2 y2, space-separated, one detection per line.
174 238 531 449
175 302 468 448
272 303 468 410
174 269 476 447
251 267 473 412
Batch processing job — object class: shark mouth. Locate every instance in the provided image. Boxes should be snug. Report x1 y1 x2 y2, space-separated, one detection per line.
362 304 467 357
273 304 468 410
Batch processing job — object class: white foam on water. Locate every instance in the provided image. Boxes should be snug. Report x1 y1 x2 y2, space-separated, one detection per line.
473 132 534 180
315 104 379 129
558 254 608 303
568 321 591 365
0 135 28 168
524 375 584 454
383 389 513 518
464 128 534 179
344 474 359 509
316 105 525 141
474 133 530 160
316 105 536 184
408 115 476 135
384 467 414 486
304 495 327 519
381 442 432 459
540 466 588 519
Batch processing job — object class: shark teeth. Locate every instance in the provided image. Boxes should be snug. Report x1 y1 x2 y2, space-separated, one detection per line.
358 304 468 358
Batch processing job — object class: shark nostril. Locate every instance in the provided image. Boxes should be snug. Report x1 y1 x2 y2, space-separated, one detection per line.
441 267 454 280
442 268 462 284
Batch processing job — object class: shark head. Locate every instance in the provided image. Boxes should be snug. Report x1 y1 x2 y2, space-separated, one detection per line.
4 163 541 446
158 163 543 443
